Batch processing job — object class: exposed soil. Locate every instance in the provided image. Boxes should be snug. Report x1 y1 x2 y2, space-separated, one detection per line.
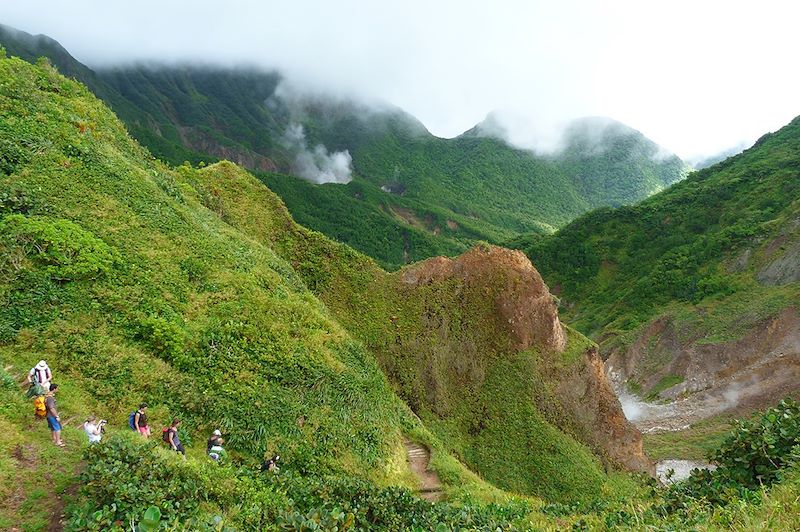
389 205 427 231
46 482 79 532
7 444 37 524
404 439 442 502
609 307 800 433
400 245 566 352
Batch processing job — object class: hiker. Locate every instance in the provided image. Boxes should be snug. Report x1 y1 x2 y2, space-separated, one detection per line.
206 429 222 454
27 360 52 392
83 415 105 444
260 454 280 472
44 383 64 447
164 418 185 455
130 403 151 438
33 393 47 420
208 437 227 462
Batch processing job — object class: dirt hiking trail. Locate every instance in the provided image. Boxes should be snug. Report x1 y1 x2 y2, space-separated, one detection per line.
404 439 442 502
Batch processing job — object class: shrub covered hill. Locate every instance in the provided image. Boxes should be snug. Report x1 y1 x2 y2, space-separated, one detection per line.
508 113 800 421
0 52 660 529
0 23 689 271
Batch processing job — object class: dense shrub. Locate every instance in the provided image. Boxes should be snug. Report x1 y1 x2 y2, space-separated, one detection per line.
662 399 800 512
69 435 532 531
67 435 286 530
270 472 532 531
0 214 116 281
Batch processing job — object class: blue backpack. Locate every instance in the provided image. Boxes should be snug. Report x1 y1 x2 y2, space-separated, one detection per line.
128 411 137 430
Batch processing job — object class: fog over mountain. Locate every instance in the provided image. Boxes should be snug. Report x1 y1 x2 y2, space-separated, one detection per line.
3 0 800 159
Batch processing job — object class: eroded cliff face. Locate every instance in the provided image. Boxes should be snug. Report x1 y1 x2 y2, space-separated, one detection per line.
556 347 654 474
400 246 567 352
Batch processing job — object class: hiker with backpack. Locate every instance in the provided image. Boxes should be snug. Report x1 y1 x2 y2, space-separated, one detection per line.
44 384 64 447
164 418 185 456
129 403 151 437
27 360 52 393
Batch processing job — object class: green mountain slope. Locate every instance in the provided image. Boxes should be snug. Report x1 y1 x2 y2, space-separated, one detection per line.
0 24 688 270
554 116 689 207
0 53 414 477
509 115 800 400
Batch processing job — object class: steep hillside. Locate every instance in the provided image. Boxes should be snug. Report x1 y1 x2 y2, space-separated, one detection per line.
0 53 654 528
0 53 415 477
0 23 688 270
509 115 800 421
555 116 689 207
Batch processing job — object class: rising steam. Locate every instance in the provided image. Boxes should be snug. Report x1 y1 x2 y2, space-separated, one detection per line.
268 81 353 184
282 123 353 184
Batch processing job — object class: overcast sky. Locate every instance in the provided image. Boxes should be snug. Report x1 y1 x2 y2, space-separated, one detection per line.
3 0 800 160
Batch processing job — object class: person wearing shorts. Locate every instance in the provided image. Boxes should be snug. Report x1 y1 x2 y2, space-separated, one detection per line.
45 384 64 447
134 403 151 438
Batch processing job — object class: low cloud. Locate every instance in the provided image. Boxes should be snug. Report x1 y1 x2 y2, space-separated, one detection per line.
474 111 682 163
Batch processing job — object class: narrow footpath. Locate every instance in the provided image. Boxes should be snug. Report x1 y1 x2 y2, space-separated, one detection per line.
404 438 442 502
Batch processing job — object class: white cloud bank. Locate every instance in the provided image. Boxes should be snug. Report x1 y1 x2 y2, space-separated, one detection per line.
2 0 800 160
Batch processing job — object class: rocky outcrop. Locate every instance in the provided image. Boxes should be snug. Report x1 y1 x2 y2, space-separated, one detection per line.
556 347 653 474
394 245 651 474
401 245 566 352
180 126 280 172
758 239 800 286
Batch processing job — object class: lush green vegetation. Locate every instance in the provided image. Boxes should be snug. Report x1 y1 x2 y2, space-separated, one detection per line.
0 52 639 528
69 434 539 531
662 400 800 513
0 55 422 527
510 115 800 357
261 172 479 270
2 43 800 532
554 116 688 208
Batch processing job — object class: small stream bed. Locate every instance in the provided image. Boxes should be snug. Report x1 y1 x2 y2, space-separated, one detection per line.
656 459 716 483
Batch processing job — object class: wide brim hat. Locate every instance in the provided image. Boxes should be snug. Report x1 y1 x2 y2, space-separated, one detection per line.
36 360 48 369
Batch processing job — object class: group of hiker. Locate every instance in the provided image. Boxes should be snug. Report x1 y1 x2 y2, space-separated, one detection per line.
26 360 227 462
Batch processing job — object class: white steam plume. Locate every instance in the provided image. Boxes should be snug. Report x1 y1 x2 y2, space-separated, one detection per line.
267 81 354 185
282 123 353 184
